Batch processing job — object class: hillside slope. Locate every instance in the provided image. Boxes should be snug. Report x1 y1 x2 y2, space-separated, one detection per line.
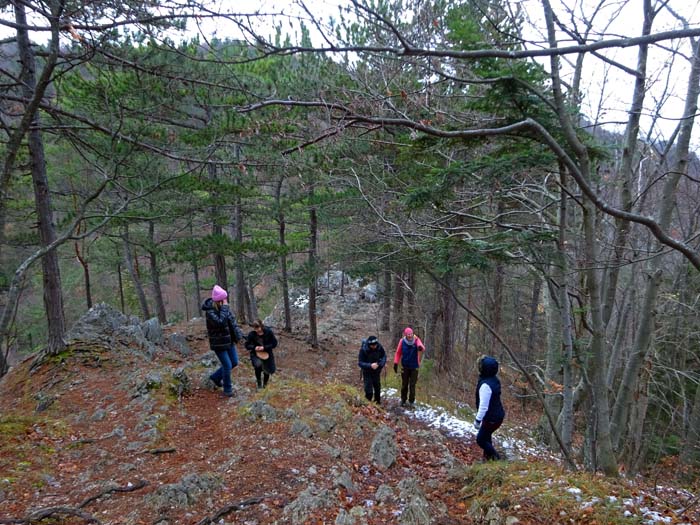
1 305 698 525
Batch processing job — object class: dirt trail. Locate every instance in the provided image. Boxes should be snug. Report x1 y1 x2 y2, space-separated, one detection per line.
0 318 482 525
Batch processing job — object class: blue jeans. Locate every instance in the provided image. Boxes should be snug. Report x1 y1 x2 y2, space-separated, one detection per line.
211 345 239 394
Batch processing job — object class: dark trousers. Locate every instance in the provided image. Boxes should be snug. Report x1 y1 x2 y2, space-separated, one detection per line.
251 352 276 387
476 419 503 460
362 369 382 403
400 367 419 403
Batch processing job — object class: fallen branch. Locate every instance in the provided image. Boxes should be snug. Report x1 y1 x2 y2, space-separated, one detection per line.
196 496 264 525
0 506 101 524
141 447 176 455
78 479 148 509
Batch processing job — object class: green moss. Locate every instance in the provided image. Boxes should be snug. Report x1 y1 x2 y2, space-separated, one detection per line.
460 461 643 524
0 415 34 437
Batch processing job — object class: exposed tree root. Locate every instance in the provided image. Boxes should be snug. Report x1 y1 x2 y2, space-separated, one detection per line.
78 479 148 508
196 496 265 525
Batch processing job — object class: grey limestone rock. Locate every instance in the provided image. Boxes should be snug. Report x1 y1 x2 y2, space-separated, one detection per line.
246 400 277 421
370 425 397 469
290 419 314 438
282 485 335 524
166 332 191 356
141 318 163 344
146 472 221 509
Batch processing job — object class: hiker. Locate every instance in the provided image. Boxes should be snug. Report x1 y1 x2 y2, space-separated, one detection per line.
393 327 425 408
358 335 387 404
245 319 278 389
201 285 245 397
474 355 506 461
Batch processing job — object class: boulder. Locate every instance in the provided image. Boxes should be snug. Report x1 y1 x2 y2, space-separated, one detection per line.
370 425 397 469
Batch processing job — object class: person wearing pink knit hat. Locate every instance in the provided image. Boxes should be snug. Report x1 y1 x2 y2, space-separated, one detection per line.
201 285 244 397
393 327 425 408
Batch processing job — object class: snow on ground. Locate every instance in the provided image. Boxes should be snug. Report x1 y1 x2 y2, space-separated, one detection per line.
382 387 552 461
381 388 696 524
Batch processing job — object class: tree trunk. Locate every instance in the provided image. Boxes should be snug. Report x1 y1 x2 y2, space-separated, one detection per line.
611 36 700 452
681 373 700 467
542 0 617 474
192 262 201 312
391 271 405 339
276 177 292 332
75 241 92 310
525 276 542 364
233 173 246 323
0 2 60 262
439 272 456 371
380 270 391 332
491 260 504 354
148 219 167 323
247 281 258 322
601 0 654 329
208 161 227 290
308 200 319 348
117 263 125 313
407 266 417 326
123 226 150 320
16 2 65 355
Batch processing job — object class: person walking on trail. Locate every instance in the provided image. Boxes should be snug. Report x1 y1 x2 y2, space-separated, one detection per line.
358 335 387 405
245 319 278 389
474 355 506 461
393 327 425 408
201 285 245 398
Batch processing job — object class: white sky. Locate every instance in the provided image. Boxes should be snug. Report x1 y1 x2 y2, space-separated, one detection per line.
1 0 698 147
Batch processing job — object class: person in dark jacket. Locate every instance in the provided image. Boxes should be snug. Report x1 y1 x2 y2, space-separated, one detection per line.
474 355 506 460
245 319 278 389
201 285 245 397
393 327 425 408
358 335 387 404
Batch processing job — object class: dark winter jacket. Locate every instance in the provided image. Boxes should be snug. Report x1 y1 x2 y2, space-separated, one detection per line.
475 356 505 423
358 340 387 371
245 327 278 355
201 298 244 353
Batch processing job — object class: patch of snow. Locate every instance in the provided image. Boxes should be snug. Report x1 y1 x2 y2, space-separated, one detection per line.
293 294 309 308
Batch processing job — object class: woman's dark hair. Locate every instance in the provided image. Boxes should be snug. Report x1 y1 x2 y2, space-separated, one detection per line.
252 319 264 329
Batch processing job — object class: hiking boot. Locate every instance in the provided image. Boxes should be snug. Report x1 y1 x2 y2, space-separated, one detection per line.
223 391 233 398
210 375 222 388
408 402 415 409
400 401 407 407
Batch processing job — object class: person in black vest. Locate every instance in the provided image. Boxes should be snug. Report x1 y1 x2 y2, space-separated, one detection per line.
358 335 387 404
201 285 244 397
245 319 278 389
474 355 506 460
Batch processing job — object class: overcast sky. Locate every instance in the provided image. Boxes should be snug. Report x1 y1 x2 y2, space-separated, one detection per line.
1 0 698 146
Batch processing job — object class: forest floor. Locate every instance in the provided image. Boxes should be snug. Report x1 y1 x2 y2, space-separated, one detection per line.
1 311 699 524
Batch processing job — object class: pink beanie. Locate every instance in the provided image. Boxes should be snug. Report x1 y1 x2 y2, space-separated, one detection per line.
212 285 227 302
404 327 414 337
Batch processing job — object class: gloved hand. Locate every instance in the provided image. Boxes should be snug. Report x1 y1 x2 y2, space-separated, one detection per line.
393 363 398 374
474 419 481 431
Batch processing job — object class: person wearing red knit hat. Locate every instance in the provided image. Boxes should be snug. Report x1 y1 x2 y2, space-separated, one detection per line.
393 327 425 408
